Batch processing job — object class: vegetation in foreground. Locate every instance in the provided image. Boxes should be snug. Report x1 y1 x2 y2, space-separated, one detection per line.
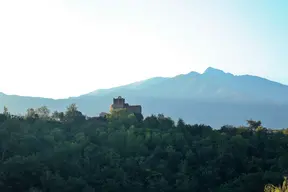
0 104 288 192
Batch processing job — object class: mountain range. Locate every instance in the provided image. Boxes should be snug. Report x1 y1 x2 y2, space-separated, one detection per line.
1 67 288 128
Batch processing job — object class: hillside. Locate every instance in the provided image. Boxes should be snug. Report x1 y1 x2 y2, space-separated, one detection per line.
0 108 287 191
1 67 288 128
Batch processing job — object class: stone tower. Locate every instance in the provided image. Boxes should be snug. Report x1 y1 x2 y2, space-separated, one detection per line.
110 96 142 114
110 96 125 111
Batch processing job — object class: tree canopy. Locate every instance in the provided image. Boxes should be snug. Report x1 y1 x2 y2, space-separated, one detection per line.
0 106 287 191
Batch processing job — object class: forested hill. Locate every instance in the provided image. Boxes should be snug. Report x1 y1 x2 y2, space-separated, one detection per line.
0 105 288 191
1 67 288 128
1 93 288 129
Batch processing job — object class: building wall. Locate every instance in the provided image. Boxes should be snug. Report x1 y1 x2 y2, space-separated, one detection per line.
111 103 124 109
127 105 142 114
113 96 125 105
110 96 125 111
110 96 142 114
110 104 123 112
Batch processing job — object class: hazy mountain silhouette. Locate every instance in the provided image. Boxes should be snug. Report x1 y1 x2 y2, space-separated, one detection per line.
85 67 288 104
1 67 288 128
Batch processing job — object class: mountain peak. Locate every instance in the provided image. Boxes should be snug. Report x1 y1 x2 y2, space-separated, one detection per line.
204 67 225 74
187 71 200 76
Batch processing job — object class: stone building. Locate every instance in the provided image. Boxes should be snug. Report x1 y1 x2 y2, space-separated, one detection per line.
110 96 142 114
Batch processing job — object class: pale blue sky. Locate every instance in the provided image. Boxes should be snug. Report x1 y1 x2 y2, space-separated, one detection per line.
0 0 287 98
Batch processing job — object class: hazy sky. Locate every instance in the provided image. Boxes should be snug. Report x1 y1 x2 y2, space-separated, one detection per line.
0 0 287 98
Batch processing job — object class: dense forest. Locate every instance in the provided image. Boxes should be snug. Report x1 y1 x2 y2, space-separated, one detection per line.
0 104 288 192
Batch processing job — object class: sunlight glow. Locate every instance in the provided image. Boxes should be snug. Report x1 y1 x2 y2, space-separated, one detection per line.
0 0 287 98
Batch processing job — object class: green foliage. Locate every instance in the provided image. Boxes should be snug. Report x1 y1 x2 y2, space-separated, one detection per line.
0 105 287 191
64 103 85 123
3 106 9 116
265 177 288 192
35 106 50 120
247 119 262 130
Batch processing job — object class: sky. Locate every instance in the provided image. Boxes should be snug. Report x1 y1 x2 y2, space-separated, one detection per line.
0 0 287 99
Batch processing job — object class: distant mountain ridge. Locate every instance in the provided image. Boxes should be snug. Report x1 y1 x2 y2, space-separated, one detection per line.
1 67 288 128
84 67 288 104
